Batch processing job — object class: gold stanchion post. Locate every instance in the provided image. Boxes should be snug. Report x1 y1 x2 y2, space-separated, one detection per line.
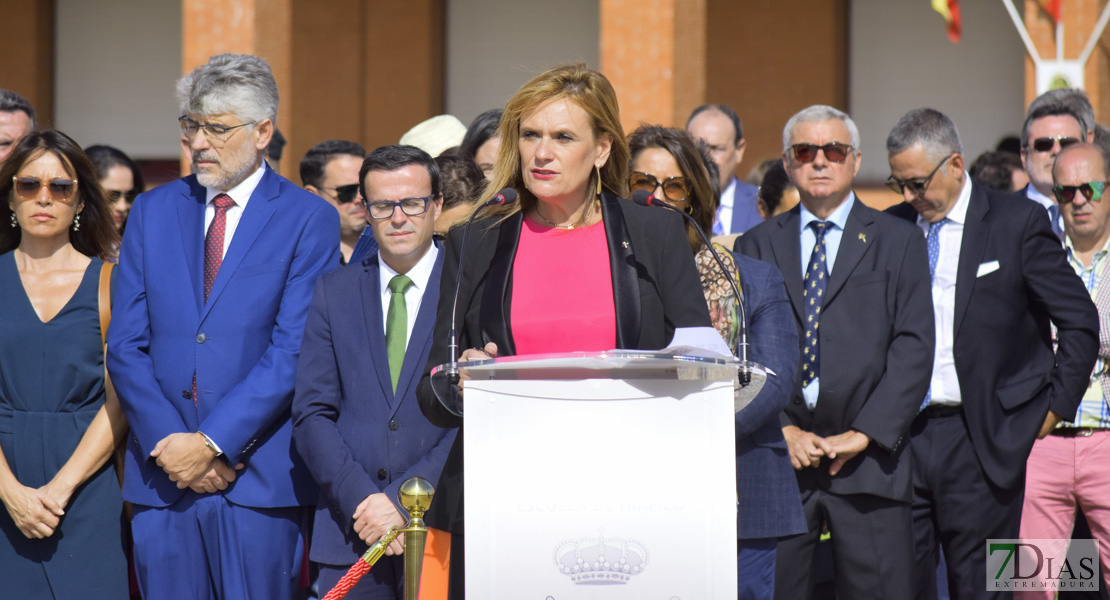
398 477 435 600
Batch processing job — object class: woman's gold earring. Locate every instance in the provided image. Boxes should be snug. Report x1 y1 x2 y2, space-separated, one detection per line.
595 165 602 197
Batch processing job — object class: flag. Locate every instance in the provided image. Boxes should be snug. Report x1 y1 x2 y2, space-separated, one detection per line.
932 0 962 43
1038 0 1061 23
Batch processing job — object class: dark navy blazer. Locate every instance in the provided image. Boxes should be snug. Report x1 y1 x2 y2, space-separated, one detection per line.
292 249 457 565
731 250 807 539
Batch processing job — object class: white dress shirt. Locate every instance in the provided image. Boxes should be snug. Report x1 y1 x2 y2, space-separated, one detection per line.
716 177 738 235
203 164 266 257
1025 183 1063 235
918 175 972 406
798 193 856 410
378 244 439 347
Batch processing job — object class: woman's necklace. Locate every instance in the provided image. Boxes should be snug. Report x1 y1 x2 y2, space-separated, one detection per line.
535 197 596 230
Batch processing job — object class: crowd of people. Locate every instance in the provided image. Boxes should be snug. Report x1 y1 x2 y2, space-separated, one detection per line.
0 51 1107 600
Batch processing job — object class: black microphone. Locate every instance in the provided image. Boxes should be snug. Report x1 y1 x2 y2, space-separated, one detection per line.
631 189 752 385
448 188 518 370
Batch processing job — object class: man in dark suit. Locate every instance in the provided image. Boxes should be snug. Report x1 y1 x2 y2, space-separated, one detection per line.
687 104 761 234
293 145 456 599
737 104 935 600
107 54 341 598
884 108 1097 599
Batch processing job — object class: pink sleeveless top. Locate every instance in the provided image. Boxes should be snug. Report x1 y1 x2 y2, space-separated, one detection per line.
511 217 616 355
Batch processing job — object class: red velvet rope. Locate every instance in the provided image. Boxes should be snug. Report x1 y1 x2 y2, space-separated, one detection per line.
321 559 372 600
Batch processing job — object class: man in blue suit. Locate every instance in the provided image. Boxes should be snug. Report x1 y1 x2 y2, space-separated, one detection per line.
293 145 457 599
688 104 762 234
107 54 341 599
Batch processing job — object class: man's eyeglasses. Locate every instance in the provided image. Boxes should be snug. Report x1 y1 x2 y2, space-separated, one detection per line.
13 176 78 201
628 172 689 202
179 116 256 147
364 195 438 220
788 143 854 164
1029 136 1080 153
105 189 137 204
322 184 360 204
1053 181 1109 204
886 153 956 198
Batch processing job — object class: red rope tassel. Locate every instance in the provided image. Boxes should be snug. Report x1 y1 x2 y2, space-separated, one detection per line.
320 527 399 600
321 560 372 600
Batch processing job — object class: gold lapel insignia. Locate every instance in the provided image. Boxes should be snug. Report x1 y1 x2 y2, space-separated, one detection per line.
858 233 867 243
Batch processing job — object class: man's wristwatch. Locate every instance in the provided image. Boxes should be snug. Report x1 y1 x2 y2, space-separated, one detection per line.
197 431 224 458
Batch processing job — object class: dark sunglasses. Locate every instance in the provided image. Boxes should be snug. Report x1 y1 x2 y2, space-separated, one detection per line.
13 176 79 201
105 189 137 203
788 143 854 164
329 184 360 204
1053 181 1108 204
886 154 955 198
628 172 689 202
1030 136 1080 153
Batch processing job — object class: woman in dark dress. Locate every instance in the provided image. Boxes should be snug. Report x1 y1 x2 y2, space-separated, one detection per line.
0 130 127 599
415 64 710 599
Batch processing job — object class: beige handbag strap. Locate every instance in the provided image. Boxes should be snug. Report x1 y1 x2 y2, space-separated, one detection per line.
98 262 113 345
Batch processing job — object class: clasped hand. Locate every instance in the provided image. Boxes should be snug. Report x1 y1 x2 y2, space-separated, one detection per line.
353 493 406 556
782 426 870 476
151 432 243 492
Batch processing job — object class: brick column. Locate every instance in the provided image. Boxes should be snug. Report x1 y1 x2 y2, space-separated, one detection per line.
1023 0 1109 123
600 0 707 133
182 0 293 173
0 0 54 127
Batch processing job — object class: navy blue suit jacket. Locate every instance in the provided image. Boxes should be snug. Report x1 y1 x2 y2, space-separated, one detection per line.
725 176 762 234
292 249 457 565
732 251 806 539
108 167 340 508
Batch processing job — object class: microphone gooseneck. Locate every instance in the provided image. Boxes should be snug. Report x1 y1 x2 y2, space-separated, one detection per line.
448 188 519 371
631 189 752 386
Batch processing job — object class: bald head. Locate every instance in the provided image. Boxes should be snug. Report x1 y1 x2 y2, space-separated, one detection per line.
1053 143 1109 184
1054 143 1110 251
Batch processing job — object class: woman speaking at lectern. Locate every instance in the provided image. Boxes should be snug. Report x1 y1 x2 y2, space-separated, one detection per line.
415 63 709 597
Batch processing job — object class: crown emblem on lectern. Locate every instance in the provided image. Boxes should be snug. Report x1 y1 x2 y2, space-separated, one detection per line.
553 530 649 584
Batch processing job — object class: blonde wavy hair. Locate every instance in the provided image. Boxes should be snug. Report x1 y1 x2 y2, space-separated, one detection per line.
477 63 630 221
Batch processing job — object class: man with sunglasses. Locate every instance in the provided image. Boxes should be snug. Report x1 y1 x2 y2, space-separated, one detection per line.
1020 91 1094 241
293 144 454 598
107 54 342 599
301 140 369 265
884 108 1097 599
1016 143 1110 597
737 105 935 599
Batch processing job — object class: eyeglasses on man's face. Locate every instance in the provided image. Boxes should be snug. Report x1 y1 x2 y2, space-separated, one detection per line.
363 195 439 220
179 116 256 147
322 184 360 205
1053 181 1109 204
1029 136 1080 153
788 142 854 164
886 153 956 198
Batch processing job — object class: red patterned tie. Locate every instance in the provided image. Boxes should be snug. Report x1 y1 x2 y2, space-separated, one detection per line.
204 194 236 302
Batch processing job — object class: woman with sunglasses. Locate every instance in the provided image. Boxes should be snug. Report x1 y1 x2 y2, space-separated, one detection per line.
0 130 128 599
85 144 145 236
628 124 805 600
415 65 710 597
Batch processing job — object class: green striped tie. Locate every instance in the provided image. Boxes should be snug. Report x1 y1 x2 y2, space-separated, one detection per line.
386 274 414 392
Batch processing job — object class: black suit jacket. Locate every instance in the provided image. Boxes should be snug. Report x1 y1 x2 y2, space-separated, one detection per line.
416 191 711 533
887 183 1098 491
737 198 935 502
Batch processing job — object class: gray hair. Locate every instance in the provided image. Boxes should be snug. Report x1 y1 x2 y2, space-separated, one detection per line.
1021 89 1091 148
1026 89 1093 139
0 89 35 127
886 108 963 164
782 105 860 153
176 53 279 126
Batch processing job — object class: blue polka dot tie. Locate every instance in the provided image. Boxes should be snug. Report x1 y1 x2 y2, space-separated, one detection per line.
1047 203 1064 241
920 218 947 411
801 221 830 388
